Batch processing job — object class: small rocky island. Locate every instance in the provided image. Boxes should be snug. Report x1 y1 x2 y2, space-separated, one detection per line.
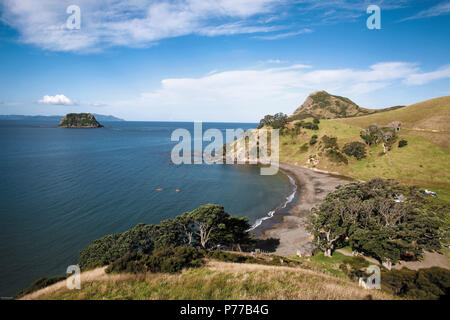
58 113 104 128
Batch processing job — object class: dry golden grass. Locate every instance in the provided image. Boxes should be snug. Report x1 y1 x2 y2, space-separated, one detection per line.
22 260 396 300
337 95 450 132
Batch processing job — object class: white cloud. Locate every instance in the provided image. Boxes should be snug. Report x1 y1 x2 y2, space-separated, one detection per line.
0 0 282 52
253 28 313 40
37 94 78 105
404 65 450 85
399 2 450 21
0 0 414 52
89 102 107 107
114 61 450 121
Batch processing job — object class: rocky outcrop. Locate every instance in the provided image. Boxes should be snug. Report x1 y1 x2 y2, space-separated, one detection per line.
58 113 104 128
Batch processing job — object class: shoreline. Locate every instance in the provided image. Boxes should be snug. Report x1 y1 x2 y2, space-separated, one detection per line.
252 162 352 256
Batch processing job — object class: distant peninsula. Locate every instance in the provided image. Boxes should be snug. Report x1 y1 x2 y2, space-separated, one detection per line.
0 114 125 122
58 113 104 128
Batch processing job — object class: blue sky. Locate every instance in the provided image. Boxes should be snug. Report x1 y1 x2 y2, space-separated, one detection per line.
0 0 449 121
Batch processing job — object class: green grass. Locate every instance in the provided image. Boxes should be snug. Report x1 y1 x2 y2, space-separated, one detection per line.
290 251 353 277
279 115 450 203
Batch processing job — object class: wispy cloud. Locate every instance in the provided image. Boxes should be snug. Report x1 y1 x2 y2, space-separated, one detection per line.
88 102 107 107
399 1 450 21
0 0 283 52
404 65 450 85
253 28 313 40
0 0 416 52
37 94 78 105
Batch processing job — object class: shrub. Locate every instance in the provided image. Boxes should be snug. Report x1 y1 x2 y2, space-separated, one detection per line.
398 140 408 148
309 135 318 145
326 149 348 165
339 257 370 280
342 141 367 160
313 118 320 124
295 121 319 130
106 246 205 275
300 143 309 152
78 223 159 270
146 246 204 273
321 135 338 149
382 267 450 300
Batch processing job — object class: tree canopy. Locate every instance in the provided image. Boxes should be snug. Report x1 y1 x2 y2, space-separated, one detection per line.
257 113 288 129
78 204 255 270
307 179 444 266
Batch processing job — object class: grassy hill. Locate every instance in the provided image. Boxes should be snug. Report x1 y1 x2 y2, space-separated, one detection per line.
290 90 405 120
21 257 394 300
338 95 450 132
279 95 450 202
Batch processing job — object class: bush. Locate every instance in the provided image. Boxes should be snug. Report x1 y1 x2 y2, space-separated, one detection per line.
105 252 147 274
382 267 450 300
321 135 338 149
342 141 367 160
398 140 408 148
78 223 159 270
106 246 205 275
339 257 370 280
326 149 348 165
309 135 318 145
313 118 320 124
147 246 204 273
295 121 319 130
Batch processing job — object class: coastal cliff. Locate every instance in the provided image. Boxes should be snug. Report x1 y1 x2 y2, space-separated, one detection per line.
58 113 104 128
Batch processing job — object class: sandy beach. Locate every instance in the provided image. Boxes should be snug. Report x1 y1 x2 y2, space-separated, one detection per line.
257 162 352 256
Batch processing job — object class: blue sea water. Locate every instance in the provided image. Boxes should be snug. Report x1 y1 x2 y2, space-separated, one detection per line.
0 120 292 296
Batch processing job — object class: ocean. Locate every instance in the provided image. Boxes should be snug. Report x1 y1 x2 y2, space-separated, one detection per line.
0 120 293 296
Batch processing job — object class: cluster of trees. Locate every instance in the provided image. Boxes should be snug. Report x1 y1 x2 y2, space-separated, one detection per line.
381 266 450 299
307 179 444 268
295 119 319 130
339 255 450 300
78 204 255 270
257 113 288 129
360 125 397 148
342 141 367 160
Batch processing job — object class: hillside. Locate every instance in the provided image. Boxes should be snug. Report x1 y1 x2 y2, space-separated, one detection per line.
291 90 394 120
21 259 394 300
275 95 450 202
337 95 450 132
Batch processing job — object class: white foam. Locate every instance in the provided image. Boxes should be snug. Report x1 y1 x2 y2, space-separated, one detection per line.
247 174 297 231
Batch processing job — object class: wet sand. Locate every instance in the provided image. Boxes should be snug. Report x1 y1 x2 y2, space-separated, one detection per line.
256 162 352 256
